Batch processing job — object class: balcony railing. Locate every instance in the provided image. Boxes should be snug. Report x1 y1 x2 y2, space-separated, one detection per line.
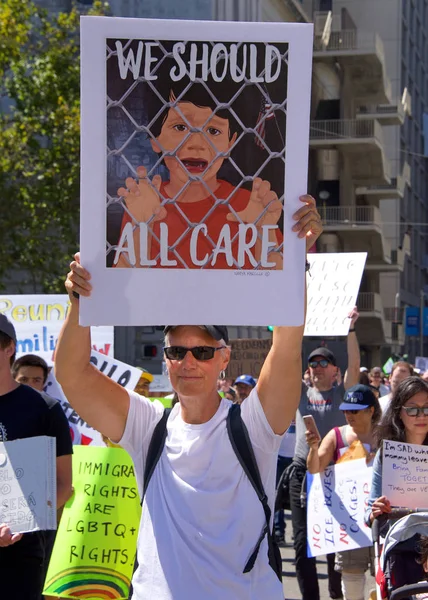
358 292 383 313
384 307 404 323
320 205 382 227
356 102 405 121
314 29 383 55
311 118 382 141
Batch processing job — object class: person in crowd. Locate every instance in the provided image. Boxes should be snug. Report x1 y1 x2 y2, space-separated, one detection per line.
55 195 322 599
234 374 257 403
307 384 381 600
274 418 296 544
368 366 389 397
0 315 73 600
11 353 49 391
224 387 237 402
134 369 153 397
359 368 370 387
379 361 414 412
366 377 428 525
290 312 361 600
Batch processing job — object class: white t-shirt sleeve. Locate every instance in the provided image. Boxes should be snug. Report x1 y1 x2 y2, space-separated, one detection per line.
240 387 283 454
119 390 165 459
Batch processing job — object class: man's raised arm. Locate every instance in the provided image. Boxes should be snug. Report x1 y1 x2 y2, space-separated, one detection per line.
257 195 322 435
55 253 130 442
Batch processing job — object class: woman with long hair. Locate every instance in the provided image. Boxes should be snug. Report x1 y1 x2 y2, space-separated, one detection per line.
306 384 381 600
366 376 428 524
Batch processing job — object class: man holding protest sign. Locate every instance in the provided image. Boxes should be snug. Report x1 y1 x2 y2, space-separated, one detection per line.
55 195 322 599
290 315 361 600
0 315 73 600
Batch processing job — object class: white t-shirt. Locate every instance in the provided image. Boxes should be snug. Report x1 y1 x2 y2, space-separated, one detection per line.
120 387 283 600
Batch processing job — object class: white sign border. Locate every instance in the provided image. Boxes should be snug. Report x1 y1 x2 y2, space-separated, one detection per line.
80 17 313 326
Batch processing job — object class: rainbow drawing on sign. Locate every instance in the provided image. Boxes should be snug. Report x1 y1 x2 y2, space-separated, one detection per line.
44 566 131 599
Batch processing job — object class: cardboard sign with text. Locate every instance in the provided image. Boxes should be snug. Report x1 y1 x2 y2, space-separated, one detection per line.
44 446 141 599
382 440 428 508
307 459 372 557
0 436 56 533
226 338 272 380
0 294 114 363
305 253 367 337
79 17 313 327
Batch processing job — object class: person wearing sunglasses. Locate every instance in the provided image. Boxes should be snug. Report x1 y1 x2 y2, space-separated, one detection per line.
367 377 428 527
54 194 323 600
290 310 361 600
306 385 381 600
233 374 257 403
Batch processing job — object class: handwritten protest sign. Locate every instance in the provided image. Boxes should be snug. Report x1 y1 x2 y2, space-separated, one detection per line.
382 440 428 508
305 253 367 336
44 446 141 600
226 338 272 379
0 295 114 363
0 437 56 534
45 350 141 446
306 458 372 557
79 17 313 327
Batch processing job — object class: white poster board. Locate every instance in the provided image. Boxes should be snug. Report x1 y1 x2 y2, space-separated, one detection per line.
382 440 428 509
0 295 114 363
306 459 373 557
45 350 141 446
79 16 313 327
305 252 367 337
0 436 56 533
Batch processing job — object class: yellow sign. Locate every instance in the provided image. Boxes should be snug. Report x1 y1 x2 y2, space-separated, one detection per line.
44 446 141 599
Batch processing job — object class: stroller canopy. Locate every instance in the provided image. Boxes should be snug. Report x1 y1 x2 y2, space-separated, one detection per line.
381 513 428 571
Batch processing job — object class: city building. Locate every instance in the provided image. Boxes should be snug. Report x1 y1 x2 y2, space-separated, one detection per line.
28 0 427 371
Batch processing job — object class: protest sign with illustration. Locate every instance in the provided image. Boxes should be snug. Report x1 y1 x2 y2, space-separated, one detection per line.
44 446 141 600
382 440 428 508
306 458 372 557
45 350 142 446
79 16 313 326
0 295 114 363
305 252 367 337
0 436 56 534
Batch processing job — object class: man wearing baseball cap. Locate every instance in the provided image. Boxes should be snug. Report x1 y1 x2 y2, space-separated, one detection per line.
0 314 73 600
289 308 361 600
234 374 257 403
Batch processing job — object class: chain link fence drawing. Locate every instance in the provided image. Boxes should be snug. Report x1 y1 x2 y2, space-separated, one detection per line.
106 39 288 269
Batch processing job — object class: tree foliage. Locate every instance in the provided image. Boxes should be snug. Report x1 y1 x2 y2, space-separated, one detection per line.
0 0 108 292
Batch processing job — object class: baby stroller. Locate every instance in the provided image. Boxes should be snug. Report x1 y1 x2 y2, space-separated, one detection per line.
373 509 428 600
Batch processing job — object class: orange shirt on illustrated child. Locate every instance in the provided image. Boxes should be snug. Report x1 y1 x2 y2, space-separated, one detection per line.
117 180 283 269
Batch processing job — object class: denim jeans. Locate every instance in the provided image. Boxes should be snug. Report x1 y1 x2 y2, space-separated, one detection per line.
274 455 293 536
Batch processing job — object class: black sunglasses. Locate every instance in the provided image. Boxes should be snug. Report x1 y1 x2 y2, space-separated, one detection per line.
402 406 428 417
343 409 365 415
308 359 330 369
164 346 226 361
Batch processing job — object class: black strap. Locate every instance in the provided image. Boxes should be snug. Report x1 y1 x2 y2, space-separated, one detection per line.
142 408 171 503
227 403 282 581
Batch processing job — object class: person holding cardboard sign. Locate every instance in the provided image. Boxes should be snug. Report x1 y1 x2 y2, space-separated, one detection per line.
366 376 428 526
306 385 381 600
55 196 322 600
290 311 361 600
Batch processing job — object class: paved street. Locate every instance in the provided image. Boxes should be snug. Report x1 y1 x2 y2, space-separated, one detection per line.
280 512 376 600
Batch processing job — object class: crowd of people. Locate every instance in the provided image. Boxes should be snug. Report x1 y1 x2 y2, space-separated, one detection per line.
1 193 428 600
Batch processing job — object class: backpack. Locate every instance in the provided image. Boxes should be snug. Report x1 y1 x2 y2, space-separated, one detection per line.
142 403 282 582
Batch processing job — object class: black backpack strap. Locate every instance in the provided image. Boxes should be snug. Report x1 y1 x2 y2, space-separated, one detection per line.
142 408 171 504
226 403 282 581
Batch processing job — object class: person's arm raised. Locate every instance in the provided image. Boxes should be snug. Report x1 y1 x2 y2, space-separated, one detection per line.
55 253 130 442
257 195 323 434
343 307 361 390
